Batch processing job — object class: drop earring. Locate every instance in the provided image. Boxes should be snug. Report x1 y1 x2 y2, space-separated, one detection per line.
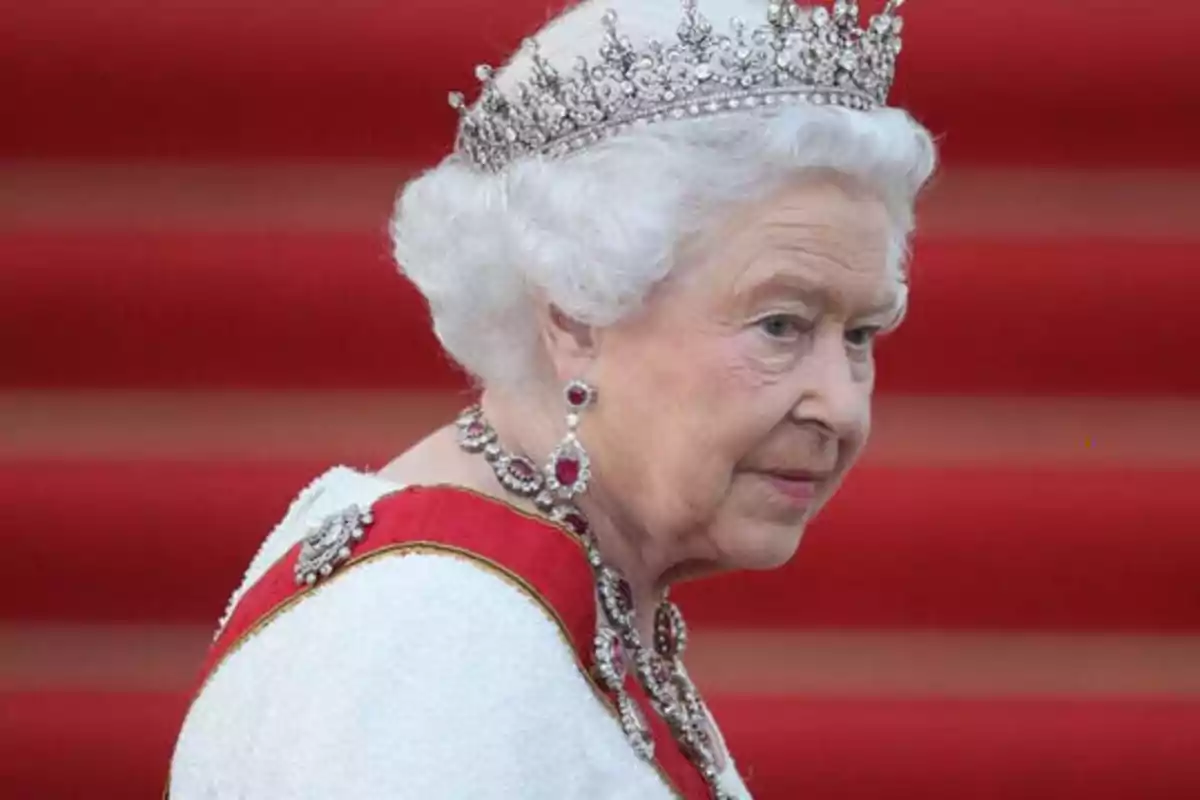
545 379 596 500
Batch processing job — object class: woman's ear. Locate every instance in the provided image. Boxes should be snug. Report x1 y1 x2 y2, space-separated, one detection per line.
536 301 599 381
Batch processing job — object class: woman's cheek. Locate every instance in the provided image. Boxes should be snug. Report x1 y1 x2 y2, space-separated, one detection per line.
851 347 876 387
725 331 798 384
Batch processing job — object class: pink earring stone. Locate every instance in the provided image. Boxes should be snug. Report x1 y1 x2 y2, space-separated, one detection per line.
554 453 581 486
564 379 594 409
550 380 593 496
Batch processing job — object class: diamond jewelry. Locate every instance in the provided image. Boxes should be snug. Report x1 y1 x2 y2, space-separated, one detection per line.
450 0 907 172
455 400 733 798
294 504 374 586
458 410 546 497
546 379 596 499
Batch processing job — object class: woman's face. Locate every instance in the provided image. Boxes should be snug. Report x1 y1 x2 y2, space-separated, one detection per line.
572 176 903 574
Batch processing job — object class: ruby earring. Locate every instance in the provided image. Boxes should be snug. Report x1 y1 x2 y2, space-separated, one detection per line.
546 379 595 499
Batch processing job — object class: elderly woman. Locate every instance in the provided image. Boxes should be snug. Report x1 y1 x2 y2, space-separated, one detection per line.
169 0 935 798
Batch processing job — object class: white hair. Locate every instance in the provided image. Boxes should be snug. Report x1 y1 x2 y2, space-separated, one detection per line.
390 0 937 389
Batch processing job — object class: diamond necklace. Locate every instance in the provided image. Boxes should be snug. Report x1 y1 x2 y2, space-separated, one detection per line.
455 405 732 798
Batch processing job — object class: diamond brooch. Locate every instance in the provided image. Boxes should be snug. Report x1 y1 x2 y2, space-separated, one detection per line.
294 504 375 587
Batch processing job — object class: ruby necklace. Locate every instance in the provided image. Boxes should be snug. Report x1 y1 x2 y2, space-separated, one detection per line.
456 404 731 798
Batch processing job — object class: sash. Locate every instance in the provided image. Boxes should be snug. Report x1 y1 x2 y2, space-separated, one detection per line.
188 484 711 800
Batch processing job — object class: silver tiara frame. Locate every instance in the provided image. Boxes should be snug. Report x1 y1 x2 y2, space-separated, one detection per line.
450 0 907 172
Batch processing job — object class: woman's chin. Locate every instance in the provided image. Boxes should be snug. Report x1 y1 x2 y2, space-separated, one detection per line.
718 520 808 571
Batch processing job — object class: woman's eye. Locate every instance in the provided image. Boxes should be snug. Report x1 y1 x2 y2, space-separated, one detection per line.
846 326 882 349
757 314 805 340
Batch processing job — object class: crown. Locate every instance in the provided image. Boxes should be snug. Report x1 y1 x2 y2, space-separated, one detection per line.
449 0 907 172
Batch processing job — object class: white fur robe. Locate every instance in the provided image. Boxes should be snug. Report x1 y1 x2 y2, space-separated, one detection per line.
169 466 751 799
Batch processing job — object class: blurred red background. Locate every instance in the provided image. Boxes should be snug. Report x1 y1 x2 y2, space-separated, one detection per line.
2 1 1199 798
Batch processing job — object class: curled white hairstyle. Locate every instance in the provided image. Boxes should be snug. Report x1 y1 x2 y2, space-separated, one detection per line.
391 0 937 389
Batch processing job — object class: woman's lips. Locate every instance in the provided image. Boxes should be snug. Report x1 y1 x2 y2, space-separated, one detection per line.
761 473 819 505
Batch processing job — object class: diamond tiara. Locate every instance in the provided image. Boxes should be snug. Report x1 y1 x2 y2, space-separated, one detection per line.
450 0 907 172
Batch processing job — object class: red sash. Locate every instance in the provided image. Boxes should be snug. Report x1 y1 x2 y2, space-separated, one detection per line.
193 484 711 800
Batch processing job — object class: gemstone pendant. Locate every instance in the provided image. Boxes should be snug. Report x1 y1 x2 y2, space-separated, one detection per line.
654 601 687 658
546 436 590 498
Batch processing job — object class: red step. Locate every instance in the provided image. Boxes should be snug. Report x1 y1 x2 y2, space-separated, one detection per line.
4 460 1198 630
0 690 186 800
3 231 1198 394
2 1 1194 166
4 690 1199 800
710 695 1200 800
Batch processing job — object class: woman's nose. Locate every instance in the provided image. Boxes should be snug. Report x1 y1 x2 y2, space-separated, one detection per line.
790 331 867 439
